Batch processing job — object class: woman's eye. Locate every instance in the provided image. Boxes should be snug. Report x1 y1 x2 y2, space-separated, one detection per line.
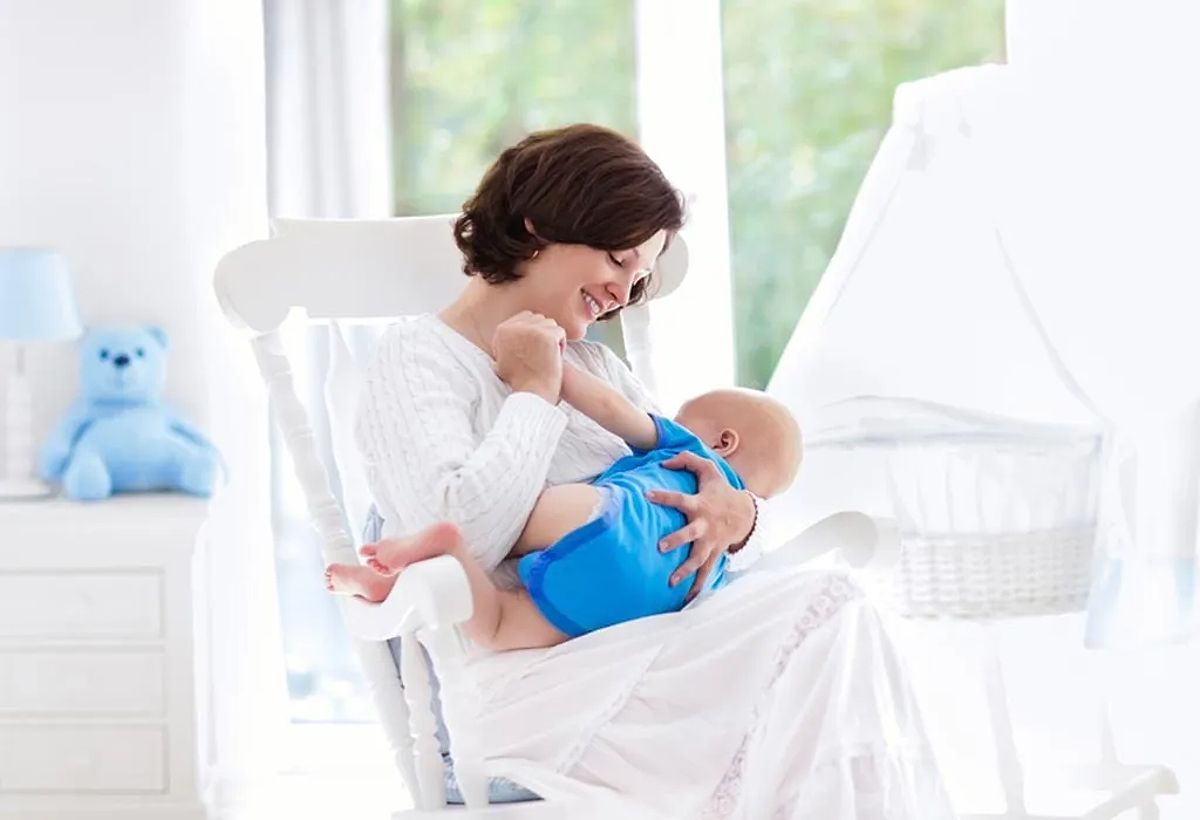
608 252 623 268
99 349 109 360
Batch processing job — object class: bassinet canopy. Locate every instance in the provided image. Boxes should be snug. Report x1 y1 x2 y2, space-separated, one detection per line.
767 65 1198 645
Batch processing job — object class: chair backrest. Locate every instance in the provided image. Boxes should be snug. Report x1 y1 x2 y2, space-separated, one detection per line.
215 214 689 333
213 215 688 811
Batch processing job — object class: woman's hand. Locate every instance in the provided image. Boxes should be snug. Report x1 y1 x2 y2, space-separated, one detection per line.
647 451 757 602
491 311 566 404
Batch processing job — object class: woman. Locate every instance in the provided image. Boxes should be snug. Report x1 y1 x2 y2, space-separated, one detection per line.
355 124 953 818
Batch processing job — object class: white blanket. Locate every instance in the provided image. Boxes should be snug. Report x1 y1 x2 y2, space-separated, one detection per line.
448 567 954 818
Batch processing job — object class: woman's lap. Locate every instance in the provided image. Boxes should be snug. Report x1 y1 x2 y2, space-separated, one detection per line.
453 567 950 817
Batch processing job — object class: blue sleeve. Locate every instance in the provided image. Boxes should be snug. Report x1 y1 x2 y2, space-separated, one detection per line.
643 417 705 456
630 414 693 456
643 415 746 492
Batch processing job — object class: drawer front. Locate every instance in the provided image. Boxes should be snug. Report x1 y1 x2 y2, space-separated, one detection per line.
0 572 162 640
0 651 164 715
0 724 165 793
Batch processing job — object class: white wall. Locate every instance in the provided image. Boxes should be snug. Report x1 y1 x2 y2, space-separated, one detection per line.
0 0 284 800
0 0 268 455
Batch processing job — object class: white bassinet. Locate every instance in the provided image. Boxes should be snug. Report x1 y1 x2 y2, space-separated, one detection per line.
213 215 903 817
767 65 1178 820
808 395 1102 619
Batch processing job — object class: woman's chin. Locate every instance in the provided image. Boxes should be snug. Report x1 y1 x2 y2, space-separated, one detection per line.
563 316 590 341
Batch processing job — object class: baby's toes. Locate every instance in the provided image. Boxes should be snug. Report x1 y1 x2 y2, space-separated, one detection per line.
359 544 377 558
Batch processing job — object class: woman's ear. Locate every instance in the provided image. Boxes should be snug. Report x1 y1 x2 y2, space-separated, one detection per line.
712 428 740 457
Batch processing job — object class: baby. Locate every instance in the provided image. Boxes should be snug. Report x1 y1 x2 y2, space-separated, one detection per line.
326 362 802 651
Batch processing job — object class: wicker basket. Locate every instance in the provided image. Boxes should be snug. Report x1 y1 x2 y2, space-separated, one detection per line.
809 397 1103 620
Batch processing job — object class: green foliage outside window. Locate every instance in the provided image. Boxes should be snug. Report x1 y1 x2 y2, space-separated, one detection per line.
389 0 636 216
722 0 1005 387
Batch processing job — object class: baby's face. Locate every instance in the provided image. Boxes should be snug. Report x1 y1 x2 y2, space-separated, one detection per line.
675 390 802 497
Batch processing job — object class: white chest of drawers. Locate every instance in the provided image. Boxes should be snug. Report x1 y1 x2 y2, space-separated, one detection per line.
0 495 209 819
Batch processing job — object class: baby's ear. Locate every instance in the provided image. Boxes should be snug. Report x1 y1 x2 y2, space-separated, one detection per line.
715 428 740 456
147 325 169 350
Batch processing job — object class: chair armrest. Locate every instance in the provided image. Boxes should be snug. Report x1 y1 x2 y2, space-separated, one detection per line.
337 554 474 641
749 511 901 574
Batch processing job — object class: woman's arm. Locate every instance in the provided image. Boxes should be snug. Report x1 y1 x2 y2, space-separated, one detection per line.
561 363 658 451
355 327 568 572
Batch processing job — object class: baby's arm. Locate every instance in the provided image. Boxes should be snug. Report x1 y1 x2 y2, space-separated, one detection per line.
561 363 658 451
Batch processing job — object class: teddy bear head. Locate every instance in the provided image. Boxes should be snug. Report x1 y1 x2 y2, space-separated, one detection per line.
80 326 169 403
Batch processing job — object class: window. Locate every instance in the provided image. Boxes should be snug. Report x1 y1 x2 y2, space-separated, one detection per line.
722 0 1006 387
389 0 637 216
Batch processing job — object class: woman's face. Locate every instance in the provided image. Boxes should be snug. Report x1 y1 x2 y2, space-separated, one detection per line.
516 229 668 341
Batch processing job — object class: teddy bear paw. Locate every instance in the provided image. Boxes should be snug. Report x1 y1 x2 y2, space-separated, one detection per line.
178 457 217 498
63 454 114 501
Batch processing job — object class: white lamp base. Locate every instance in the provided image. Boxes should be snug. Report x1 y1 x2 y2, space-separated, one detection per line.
0 476 55 500
3 345 56 501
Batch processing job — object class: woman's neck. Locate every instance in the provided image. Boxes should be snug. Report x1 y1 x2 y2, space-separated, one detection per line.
439 277 526 354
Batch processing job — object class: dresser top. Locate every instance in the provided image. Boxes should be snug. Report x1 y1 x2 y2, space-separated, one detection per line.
0 492 211 531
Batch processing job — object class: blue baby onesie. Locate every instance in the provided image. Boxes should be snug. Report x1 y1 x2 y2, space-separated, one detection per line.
517 415 745 637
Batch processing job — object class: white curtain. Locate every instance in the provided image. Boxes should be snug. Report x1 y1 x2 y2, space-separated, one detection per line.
1001 0 1200 646
180 0 292 806
262 0 393 522
261 0 395 723
265 0 392 220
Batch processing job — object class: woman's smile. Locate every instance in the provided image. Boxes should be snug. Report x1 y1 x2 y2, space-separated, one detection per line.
582 289 604 319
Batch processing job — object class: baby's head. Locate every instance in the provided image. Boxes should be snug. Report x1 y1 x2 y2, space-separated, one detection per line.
674 389 802 498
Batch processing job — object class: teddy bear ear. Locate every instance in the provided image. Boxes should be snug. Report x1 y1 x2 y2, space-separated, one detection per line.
147 326 169 349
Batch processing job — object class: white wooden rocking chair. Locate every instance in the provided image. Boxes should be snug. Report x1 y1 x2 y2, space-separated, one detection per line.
213 216 898 817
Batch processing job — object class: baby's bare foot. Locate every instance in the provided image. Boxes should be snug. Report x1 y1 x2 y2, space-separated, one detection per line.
325 563 396 603
361 520 462 575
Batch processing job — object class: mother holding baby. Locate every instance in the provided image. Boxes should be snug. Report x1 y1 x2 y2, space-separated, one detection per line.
354 125 953 818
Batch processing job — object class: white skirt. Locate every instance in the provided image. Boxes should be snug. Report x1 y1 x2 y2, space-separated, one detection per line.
447 567 956 819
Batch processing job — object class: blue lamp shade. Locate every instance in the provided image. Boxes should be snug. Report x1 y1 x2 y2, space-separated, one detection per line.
0 248 83 342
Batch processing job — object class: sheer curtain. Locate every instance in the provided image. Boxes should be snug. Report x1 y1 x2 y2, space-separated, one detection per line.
180 0 291 806
1002 0 1200 647
262 0 394 727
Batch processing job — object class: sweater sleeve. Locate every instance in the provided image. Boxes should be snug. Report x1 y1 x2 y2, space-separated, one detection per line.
355 327 568 572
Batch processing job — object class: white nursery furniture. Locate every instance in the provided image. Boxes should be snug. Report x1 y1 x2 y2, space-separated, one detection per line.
0 494 209 820
809 406 1180 820
213 215 902 817
775 64 1180 820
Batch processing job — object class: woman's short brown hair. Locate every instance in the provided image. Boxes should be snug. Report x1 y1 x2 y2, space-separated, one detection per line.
453 124 685 308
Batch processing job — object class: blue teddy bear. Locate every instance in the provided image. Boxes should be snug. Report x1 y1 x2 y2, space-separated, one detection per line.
37 326 222 501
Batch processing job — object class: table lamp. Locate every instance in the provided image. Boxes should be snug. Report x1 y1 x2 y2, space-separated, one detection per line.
0 247 83 499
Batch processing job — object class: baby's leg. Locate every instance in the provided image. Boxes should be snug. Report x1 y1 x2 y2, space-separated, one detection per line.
325 563 396 603
511 483 603 555
365 521 568 651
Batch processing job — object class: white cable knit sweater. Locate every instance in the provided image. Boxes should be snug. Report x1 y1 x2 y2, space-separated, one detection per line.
354 314 763 584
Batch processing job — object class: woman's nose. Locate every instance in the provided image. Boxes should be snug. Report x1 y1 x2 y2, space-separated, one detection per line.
607 277 633 308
